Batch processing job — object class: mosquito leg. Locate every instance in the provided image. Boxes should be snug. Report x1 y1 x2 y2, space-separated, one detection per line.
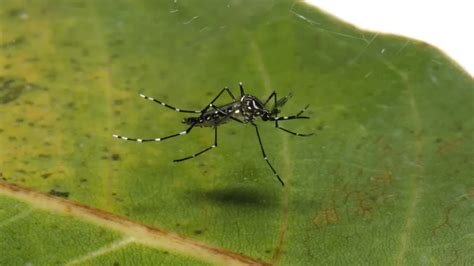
205 87 237 112
239 82 245 97
263 91 277 106
275 125 314 136
113 117 200 143
271 91 279 127
229 116 244 124
140 84 236 114
296 104 310 117
273 115 310 121
139 93 201 113
207 103 245 124
207 87 237 114
174 127 218 162
113 87 235 144
224 87 237 101
275 104 310 120
253 123 285 186
206 86 245 125
273 105 314 136
112 125 192 143
210 103 230 116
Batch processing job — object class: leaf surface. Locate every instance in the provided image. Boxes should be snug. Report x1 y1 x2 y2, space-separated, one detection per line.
0 0 473 265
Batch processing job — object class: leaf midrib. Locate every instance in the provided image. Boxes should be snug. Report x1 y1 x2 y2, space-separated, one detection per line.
0 182 269 266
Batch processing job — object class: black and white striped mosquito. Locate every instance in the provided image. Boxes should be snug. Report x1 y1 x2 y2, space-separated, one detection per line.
113 82 314 186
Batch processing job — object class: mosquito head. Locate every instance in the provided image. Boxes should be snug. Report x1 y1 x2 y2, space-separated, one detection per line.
261 112 273 121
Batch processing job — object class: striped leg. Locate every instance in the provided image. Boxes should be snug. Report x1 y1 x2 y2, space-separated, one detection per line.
141 86 236 115
112 87 236 144
273 103 311 121
274 126 314 136
274 115 310 120
253 123 285 186
139 93 201 113
173 127 218 162
112 128 190 143
273 104 314 136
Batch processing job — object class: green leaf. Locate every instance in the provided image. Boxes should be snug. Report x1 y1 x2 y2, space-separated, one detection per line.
1 0 473 265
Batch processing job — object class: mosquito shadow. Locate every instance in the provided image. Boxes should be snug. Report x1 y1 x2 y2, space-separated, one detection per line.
190 186 279 208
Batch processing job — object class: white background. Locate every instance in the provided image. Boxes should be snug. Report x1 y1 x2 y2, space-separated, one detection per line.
305 0 474 76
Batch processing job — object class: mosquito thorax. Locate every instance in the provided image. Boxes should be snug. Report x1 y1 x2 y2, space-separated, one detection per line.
240 95 267 116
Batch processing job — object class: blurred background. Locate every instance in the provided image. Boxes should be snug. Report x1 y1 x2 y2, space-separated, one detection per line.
307 0 474 76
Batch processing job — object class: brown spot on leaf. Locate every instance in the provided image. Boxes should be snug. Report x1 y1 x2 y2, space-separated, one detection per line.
436 138 464 155
469 187 474 197
313 207 339 228
432 194 470 237
313 170 395 230
356 192 373 216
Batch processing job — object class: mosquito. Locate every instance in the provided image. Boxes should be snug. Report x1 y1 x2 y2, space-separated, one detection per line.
112 82 314 186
